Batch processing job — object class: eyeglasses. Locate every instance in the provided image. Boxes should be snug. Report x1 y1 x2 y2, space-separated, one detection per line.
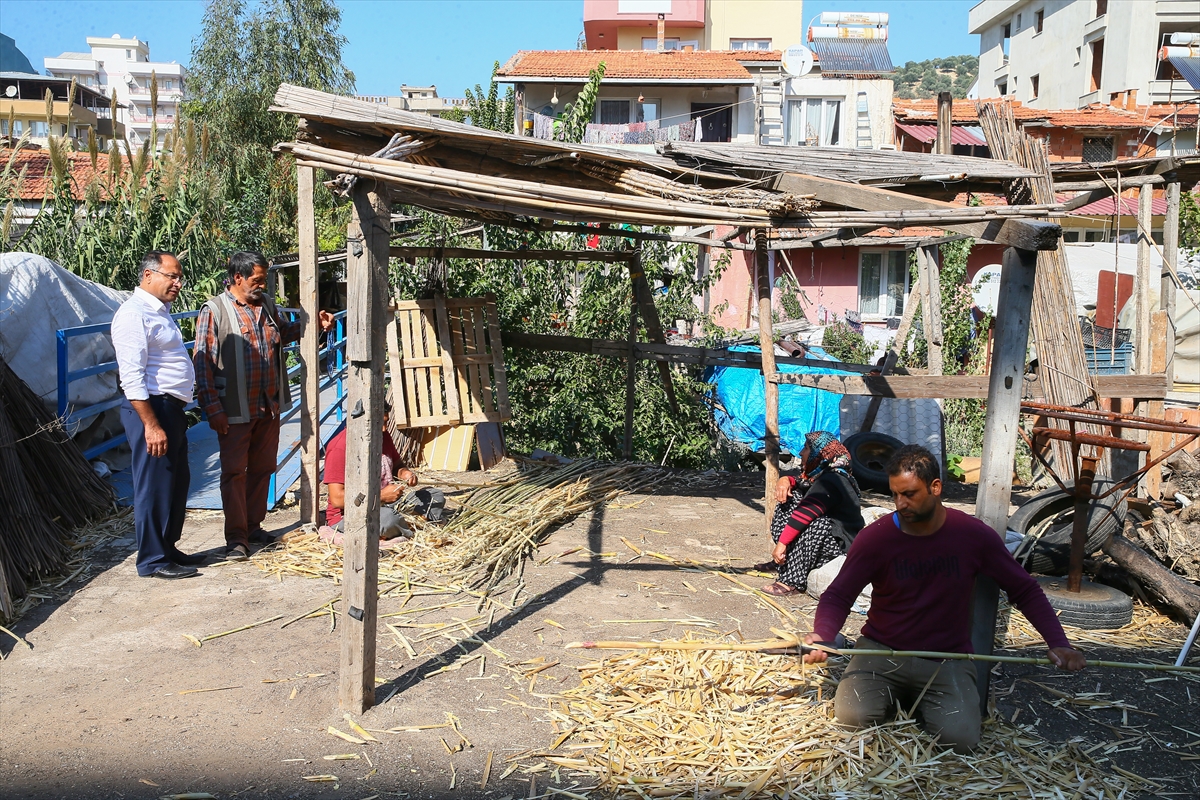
148 267 186 286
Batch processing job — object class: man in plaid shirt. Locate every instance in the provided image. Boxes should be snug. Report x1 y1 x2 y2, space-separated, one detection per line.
194 252 332 561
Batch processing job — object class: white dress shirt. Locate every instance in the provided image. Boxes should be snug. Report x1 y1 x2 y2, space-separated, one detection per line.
111 287 196 403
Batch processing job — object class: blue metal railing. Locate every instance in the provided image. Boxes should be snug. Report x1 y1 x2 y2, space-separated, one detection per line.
56 308 348 506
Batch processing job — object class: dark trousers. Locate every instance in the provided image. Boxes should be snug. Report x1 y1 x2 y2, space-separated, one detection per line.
121 395 190 576
216 414 279 548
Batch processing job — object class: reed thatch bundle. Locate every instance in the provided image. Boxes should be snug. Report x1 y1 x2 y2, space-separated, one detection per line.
0 354 115 620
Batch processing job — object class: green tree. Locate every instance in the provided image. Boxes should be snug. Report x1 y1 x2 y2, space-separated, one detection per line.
557 63 604 143
462 61 515 133
185 0 355 254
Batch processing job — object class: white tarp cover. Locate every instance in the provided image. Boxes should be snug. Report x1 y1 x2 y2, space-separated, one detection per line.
0 252 128 412
1171 289 1200 392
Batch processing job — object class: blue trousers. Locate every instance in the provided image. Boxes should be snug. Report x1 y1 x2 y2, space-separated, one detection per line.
121 395 190 576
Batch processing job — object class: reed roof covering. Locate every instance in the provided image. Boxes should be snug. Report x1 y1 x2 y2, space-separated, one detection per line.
272 84 1062 231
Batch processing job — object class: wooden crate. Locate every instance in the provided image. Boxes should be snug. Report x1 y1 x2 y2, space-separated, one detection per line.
386 294 510 428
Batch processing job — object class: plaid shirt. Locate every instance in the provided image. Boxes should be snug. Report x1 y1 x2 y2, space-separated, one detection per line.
194 291 302 421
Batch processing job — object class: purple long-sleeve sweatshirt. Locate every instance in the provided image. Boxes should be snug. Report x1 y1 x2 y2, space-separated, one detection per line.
814 508 1071 653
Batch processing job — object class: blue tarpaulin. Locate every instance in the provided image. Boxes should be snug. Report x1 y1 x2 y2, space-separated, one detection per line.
707 345 851 455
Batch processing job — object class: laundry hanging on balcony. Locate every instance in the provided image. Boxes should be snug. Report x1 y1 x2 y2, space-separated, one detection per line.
582 118 697 145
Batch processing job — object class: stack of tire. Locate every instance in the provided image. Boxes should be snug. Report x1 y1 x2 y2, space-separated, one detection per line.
1008 480 1133 629
1008 480 1126 575
843 432 904 492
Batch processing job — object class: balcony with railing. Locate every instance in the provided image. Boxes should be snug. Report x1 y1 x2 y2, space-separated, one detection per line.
128 85 184 98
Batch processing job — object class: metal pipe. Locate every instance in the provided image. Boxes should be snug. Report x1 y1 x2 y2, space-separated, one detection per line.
1068 455 1098 593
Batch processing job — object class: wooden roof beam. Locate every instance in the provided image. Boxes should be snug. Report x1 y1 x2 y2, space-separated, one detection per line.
773 172 1061 251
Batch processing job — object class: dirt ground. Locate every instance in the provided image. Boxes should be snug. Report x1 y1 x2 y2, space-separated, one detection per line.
2 473 1198 799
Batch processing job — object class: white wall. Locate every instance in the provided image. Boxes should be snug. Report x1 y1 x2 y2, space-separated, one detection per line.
973 0 1198 109
521 83 746 140
782 76 893 148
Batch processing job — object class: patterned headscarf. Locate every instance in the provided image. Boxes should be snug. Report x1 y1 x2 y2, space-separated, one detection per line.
802 430 858 494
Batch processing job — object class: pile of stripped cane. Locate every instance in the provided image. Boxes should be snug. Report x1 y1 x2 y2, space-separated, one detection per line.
534 640 1156 799
254 459 674 592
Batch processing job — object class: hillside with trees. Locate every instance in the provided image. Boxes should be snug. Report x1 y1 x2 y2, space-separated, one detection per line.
893 55 978 99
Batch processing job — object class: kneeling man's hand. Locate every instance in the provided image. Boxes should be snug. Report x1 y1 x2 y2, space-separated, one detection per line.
801 633 829 665
1048 646 1086 672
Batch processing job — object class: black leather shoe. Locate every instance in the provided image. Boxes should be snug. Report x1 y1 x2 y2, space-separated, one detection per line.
248 529 277 545
152 563 199 579
168 549 208 566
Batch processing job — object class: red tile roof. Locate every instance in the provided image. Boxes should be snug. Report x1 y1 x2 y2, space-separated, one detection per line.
894 99 1196 130
2 147 117 200
497 49 777 81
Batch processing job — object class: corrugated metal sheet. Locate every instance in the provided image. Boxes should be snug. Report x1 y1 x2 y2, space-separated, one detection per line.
1168 56 1200 90
809 39 893 78
895 122 986 147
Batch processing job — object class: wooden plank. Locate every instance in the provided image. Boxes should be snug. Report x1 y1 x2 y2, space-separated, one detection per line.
917 245 944 376
418 305 441 420
772 372 1166 399
483 297 511 419
627 253 679 414
434 295 462 423
297 165 321 527
401 309 421 425
772 172 1061 250
970 246 1038 709
1162 181 1180 384
340 181 390 713
756 230 780 529
389 246 635 263
385 312 408 427
447 305 474 419
470 304 497 418
1134 185 1155 376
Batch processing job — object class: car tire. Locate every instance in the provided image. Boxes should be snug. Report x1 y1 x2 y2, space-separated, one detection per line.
1035 576 1134 629
843 432 905 492
1008 480 1125 575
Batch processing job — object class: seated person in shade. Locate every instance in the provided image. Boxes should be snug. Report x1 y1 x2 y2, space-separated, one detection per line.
763 430 865 596
323 402 445 540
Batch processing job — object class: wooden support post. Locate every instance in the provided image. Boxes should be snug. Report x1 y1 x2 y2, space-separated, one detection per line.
936 92 953 156
917 245 944 377
756 230 780 528
1163 181 1180 384
623 292 639 461
627 253 679 414
1134 185 1154 377
1145 310 1170 499
339 180 390 713
297 166 322 527
970 246 1037 711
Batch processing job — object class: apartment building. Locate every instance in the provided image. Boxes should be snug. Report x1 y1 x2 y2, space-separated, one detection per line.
354 85 467 118
505 0 892 148
582 0 804 53
44 35 185 149
0 72 124 149
969 0 1200 109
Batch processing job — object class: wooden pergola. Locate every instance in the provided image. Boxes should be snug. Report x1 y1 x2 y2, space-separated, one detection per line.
271 85 1162 712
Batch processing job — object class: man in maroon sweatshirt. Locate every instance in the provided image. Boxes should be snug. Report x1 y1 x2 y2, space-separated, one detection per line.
802 445 1086 752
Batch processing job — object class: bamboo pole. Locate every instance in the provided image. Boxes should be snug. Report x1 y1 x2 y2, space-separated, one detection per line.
564 638 1200 674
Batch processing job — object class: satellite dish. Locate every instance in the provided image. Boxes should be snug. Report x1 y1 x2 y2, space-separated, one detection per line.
782 44 814 77
4 86 17 98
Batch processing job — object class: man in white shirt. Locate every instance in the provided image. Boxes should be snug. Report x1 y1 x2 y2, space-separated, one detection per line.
112 251 202 579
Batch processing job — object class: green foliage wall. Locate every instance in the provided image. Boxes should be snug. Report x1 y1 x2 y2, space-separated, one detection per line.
391 214 726 468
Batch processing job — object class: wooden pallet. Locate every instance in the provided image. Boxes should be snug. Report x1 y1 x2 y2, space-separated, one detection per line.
386 294 510 428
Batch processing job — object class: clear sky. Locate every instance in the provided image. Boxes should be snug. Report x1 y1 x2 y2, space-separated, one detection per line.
1 0 980 97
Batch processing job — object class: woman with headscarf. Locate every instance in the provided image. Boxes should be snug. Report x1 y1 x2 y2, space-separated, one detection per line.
763 430 865 596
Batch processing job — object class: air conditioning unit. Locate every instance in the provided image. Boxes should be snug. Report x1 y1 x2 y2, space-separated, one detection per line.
877 143 897 151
